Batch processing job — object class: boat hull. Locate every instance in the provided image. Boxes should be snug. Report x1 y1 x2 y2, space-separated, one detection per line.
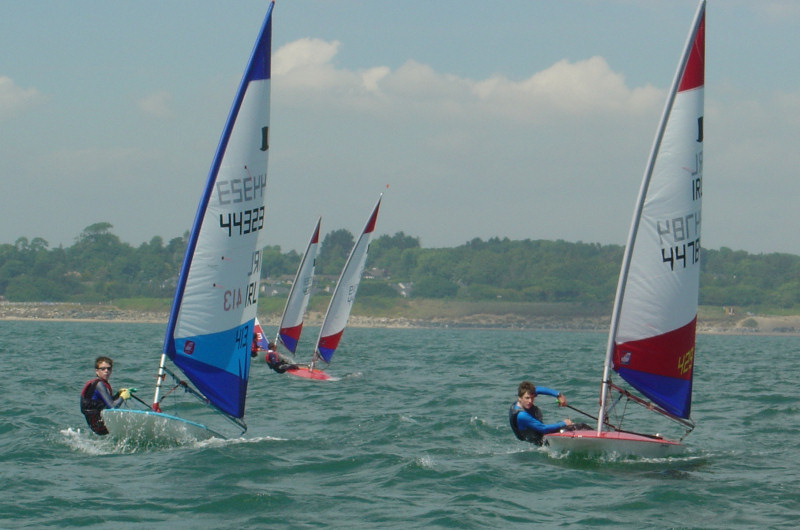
102 408 222 444
544 430 684 458
285 367 332 381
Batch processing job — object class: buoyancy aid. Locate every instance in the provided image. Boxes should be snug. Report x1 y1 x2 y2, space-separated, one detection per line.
265 350 290 373
80 378 112 435
508 403 545 445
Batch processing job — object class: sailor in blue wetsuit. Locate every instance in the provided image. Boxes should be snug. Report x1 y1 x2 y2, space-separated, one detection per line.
509 380 573 445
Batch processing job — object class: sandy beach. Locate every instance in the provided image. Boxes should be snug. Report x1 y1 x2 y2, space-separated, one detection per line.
2 301 799 334
0 302 167 324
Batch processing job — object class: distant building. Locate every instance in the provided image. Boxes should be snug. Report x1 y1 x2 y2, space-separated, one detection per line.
365 267 389 280
395 282 412 298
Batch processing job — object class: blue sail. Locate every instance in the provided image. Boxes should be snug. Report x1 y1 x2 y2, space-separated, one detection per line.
162 2 274 419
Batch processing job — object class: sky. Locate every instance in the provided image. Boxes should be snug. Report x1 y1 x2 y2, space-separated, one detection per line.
1 1 798 255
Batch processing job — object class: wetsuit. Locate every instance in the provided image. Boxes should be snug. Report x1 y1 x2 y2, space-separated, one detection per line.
509 386 567 445
80 378 124 435
265 350 296 373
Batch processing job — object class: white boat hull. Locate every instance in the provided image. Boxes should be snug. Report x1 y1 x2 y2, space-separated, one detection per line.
102 408 222 444
544 430 684 458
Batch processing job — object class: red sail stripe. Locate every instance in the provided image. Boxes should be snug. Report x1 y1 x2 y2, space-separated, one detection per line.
678 11 705 92
311 219 321 244
613 317 696 381
363 199 381 234
280 323 303 342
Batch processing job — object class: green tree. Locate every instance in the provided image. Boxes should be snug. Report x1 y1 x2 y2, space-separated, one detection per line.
261 245 300 278
414 276 458 298
318 229 354 275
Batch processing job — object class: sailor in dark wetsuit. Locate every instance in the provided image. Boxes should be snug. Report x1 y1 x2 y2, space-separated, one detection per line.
509 380 573 445
265 343 299 374
80 356 130 435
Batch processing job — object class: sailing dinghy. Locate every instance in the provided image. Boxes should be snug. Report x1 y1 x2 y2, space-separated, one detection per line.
254 316 269 352
102 2 275 442
273 217 321 355
545 0 705 458
285 195 382 381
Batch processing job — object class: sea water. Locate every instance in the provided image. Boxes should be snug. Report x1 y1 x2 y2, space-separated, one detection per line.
1 320 798 528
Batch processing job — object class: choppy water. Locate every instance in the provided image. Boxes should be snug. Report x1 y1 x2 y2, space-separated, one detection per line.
2 320 799 528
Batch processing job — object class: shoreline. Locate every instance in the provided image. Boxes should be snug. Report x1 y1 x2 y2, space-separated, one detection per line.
2 301 799 335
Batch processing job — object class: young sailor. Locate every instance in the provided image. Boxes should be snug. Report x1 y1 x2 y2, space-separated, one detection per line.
265 343 299 374
80 356 130 435
251 332 263 358
509 380 574 445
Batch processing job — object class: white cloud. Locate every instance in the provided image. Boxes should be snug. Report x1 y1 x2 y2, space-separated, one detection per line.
0 76 43 119
272 39 664 125
273 38 342 78
137 90 173 119
361 66 390 92
471 57 664 122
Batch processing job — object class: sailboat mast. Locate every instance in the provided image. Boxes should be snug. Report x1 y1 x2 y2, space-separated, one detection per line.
596 0 706 433
151 353 168 410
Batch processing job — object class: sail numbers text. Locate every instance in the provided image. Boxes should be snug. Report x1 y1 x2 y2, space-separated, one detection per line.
688 151 702 200
216 174 266 205
216 173 267 237
223 281 259 312
657 149 702 272
219 207 265 237
657 211 701 270
661 239 700 270
222 250 261 312
676 347 694 375
346 284 357 303
234 324 251 350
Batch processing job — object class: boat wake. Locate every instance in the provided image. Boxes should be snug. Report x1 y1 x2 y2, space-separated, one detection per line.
544 444 708 468
59 427 285 454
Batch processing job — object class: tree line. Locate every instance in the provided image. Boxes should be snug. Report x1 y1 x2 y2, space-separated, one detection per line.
2 222 799 310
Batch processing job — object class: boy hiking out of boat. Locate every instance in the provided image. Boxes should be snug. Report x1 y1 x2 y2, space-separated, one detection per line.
79 356 130 435
265 343 300 373
509 381 588 445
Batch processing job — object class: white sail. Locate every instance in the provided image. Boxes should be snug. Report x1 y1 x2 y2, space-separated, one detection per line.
545 0 704 456
314 195 382 365
102 2 276 442
598 0 704 425
276 217 321 354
